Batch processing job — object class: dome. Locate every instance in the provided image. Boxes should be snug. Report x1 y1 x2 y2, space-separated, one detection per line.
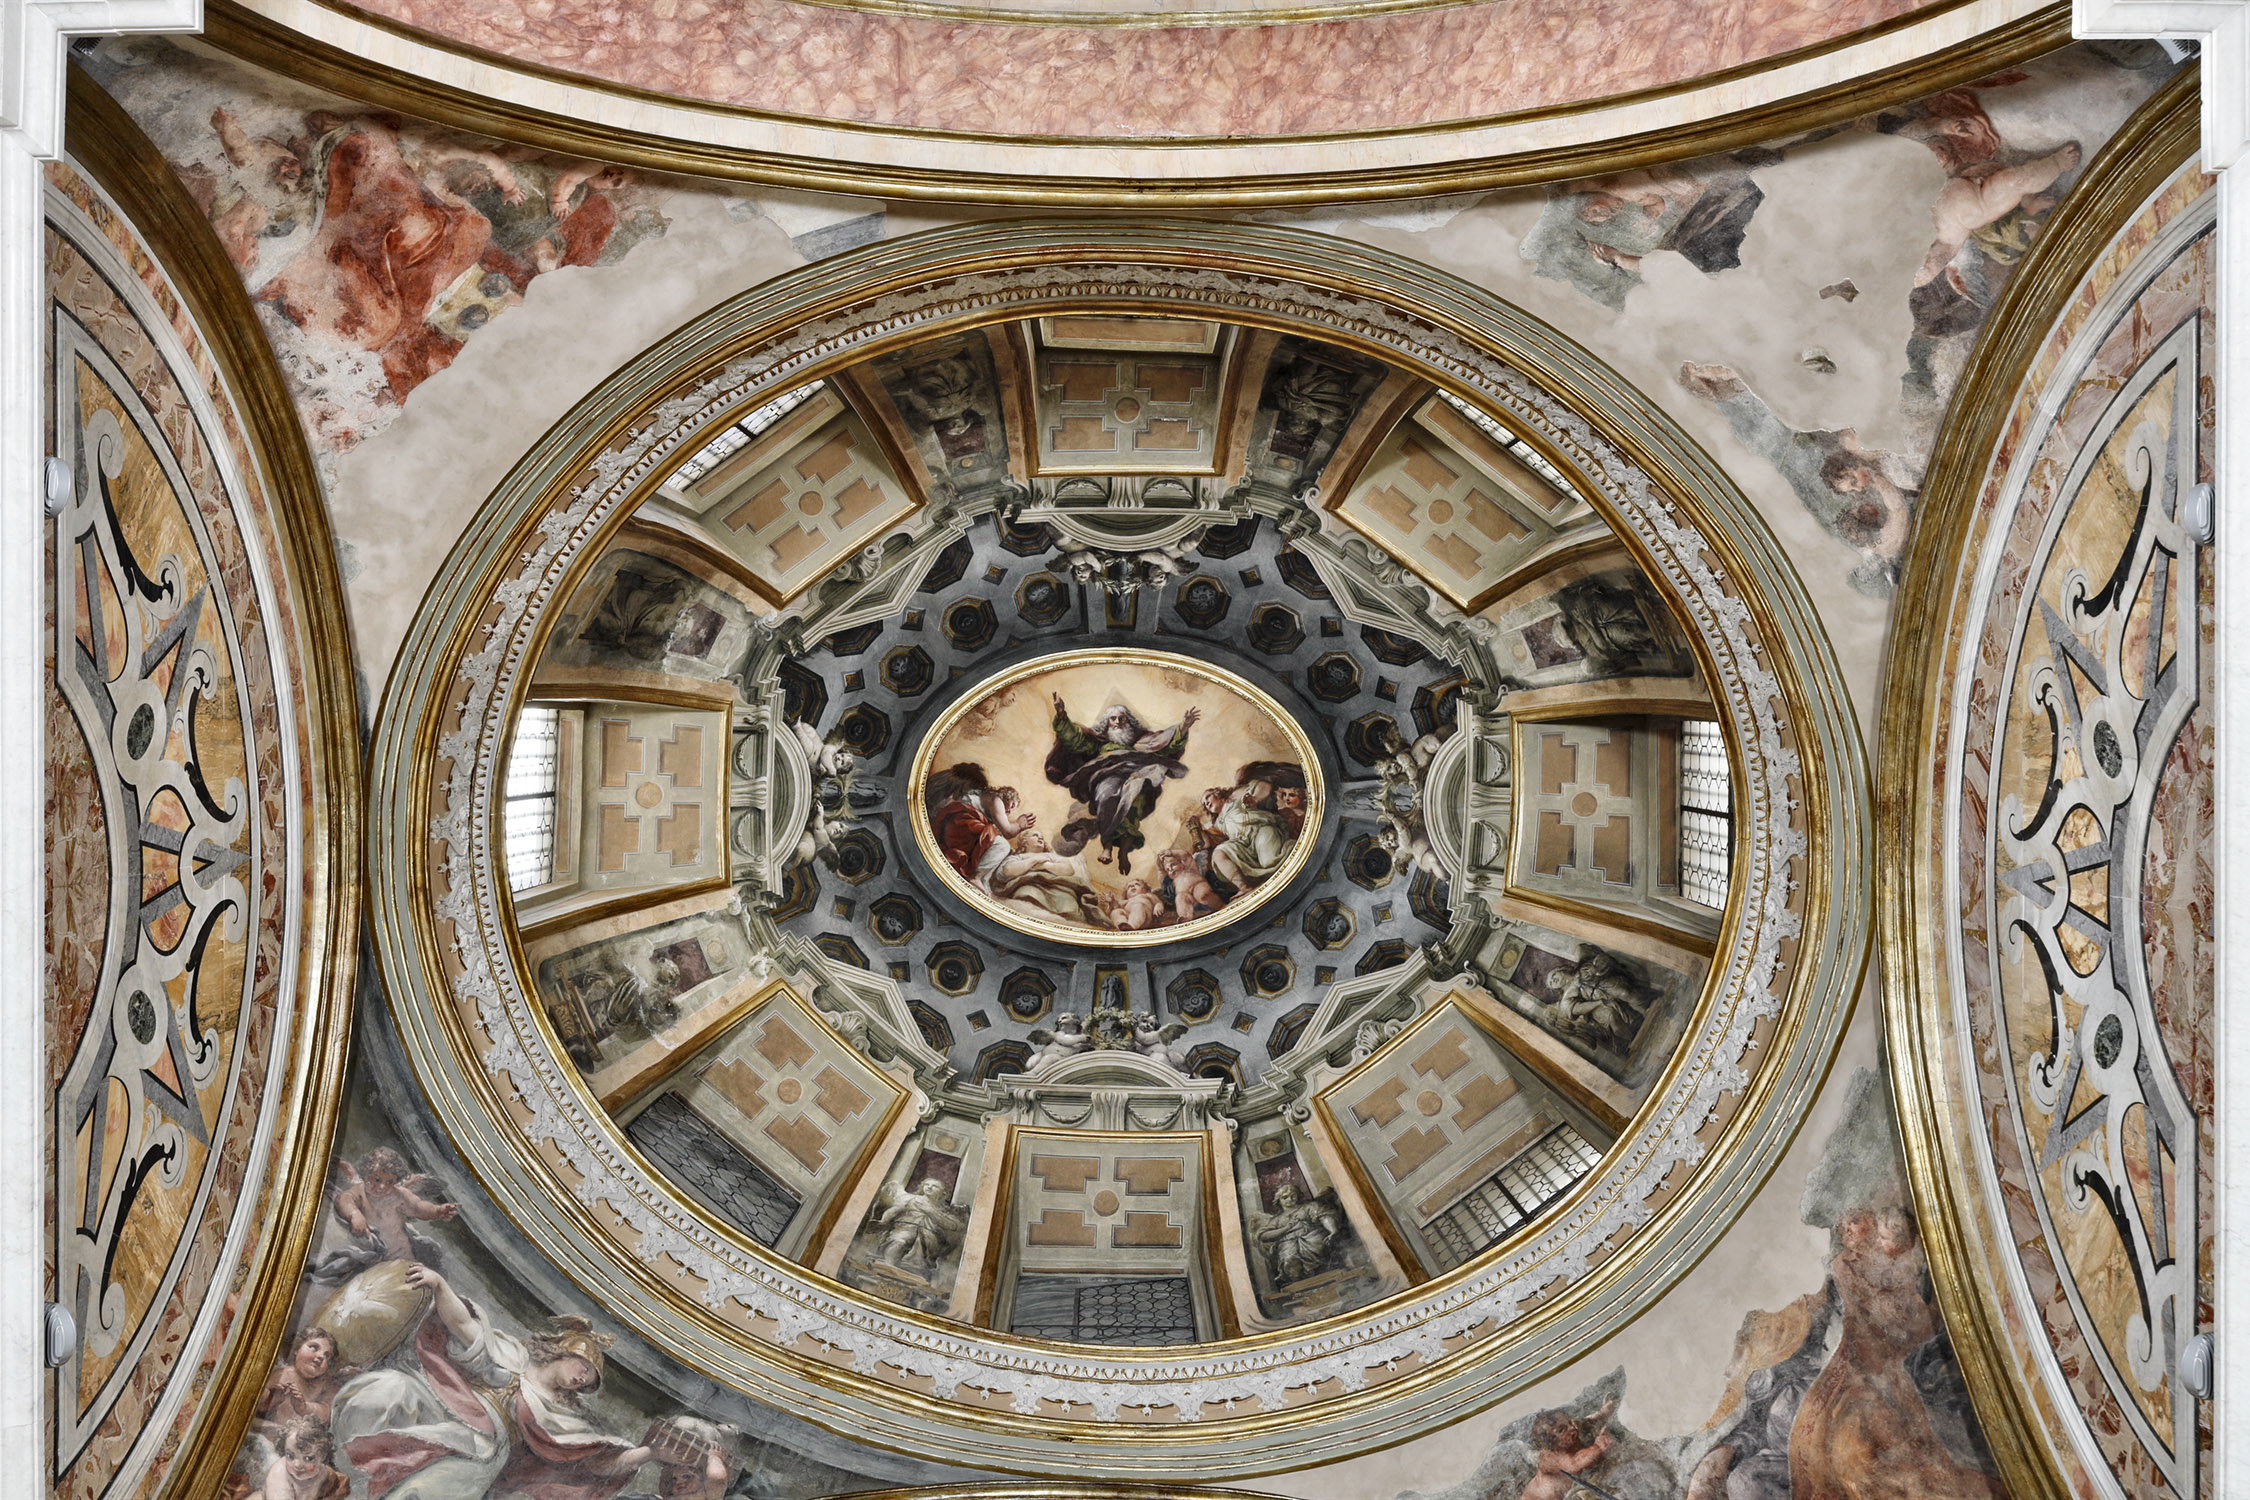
364 222 1866 1474
31 18 2214 1500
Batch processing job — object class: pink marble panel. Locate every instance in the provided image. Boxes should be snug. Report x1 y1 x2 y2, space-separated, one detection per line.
344 0 1939 139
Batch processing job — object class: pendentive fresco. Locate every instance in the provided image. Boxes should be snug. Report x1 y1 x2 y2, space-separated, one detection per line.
1392 1071 2000 1500
220 1004 949 1500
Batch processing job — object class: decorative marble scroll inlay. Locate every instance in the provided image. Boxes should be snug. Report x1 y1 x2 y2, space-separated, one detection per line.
43 170 313 1500
1919 176 2217 1500
1988 320 2205 1494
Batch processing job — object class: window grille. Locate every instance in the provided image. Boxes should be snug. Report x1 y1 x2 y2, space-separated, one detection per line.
1435 390 1589 506
1008 1275 1198 1346
672 380 826 484
1422 1124 1603 1269
504 705 561 893
625 1094 799 1246
1680 718 1732 908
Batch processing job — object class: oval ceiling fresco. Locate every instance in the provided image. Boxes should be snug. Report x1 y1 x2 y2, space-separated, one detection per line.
910 649 1325 944
365 222 1869 1477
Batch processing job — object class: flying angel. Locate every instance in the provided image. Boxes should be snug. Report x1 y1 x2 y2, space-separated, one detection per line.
308 1148 458 1282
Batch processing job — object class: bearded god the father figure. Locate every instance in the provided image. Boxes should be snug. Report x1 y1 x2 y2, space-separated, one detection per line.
1043 694 1200 877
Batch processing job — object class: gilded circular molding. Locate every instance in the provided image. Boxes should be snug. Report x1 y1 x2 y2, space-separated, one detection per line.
210 0 2062 204
367 221 1868 1475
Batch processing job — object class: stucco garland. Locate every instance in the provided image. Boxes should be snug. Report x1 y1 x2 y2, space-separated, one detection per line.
371 224 1863 1472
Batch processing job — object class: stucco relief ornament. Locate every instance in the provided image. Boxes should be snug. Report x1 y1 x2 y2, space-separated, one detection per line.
382 237 1852 1457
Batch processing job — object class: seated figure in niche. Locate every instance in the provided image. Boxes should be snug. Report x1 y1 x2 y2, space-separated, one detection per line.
1253 1183 1344 1286
546 953 683 1072
870 1178 968 1276
1541 946 1650 1054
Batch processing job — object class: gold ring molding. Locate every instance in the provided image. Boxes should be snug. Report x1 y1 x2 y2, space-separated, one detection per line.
1876 71 2201 1500
61 73 366 1500
905 648 1327 947
208 0 2062 205
365 221 1869 1476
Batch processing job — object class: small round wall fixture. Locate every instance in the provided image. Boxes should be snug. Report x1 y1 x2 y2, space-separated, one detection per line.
367 220 1869 1479
909 649 1324 945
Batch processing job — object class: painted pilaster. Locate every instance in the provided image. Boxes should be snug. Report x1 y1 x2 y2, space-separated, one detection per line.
2075 6 2247 1495
0 5 201 1496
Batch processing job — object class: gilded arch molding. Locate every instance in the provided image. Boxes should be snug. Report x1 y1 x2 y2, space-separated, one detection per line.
365 221 1869 1477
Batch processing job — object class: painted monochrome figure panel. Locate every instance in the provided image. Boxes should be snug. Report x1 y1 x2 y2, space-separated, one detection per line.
914 650 1321 942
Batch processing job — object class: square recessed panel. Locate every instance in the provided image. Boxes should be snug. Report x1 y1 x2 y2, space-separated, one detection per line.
1031 338 1229 476
624 983 909 1257
564 703 727 900
986 1126 1221 1342
1313 992 1605 1276
679 390 917 603
1331 394 1571 610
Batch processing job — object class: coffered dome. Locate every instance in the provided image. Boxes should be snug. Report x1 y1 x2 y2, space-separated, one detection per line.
366 221 1867 1476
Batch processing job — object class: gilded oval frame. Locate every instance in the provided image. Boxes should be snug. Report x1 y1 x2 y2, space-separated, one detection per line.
906 647 1327 948
365 219 1869 1477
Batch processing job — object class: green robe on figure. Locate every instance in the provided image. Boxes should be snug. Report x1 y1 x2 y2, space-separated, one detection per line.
1042 705 1195 877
